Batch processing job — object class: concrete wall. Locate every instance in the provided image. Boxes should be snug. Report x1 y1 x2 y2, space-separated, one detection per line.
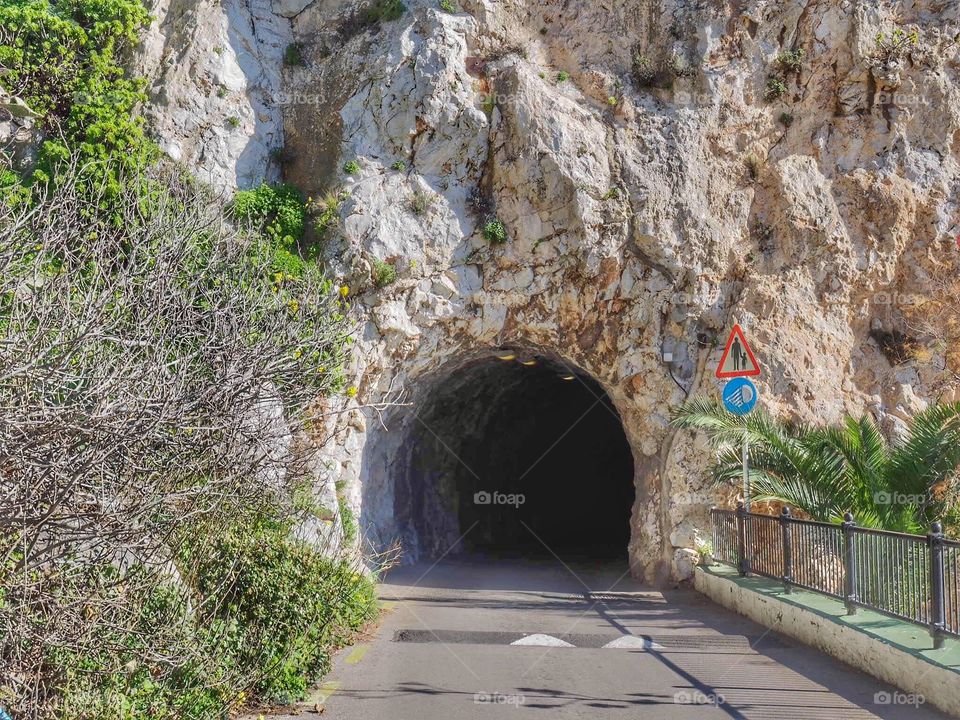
695 567 960 718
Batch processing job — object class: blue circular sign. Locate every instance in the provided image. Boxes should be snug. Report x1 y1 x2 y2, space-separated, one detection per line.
722 377 758 415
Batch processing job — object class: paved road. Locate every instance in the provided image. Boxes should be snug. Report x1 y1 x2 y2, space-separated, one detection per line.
258 559 949 719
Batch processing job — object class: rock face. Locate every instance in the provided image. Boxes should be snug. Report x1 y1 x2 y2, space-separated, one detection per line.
136 0 290 191
140 0 960 582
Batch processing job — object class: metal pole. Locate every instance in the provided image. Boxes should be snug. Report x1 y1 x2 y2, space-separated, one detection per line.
742 435 750 511
736 501 749 576
781 506 793 594
842 512 858 615
929 522 946 650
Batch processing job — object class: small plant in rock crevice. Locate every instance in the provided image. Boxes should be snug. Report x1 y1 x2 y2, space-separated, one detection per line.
873 28 919 64
284 43 304 66
744 153 762 181
343 159 360 174
556 70 570 83
391 160 406 171
408 190 434 215
438 0 456 12
764 76 787 101
631 47 657 88
775 49 805 74
372 258 398 287
483 218 508 244
360 0 407 25
778 111 794 127
311 191 346 240
668 52 698 79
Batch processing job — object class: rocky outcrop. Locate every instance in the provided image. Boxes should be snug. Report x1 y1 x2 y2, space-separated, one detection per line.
137 0 291 191
141 0 960 581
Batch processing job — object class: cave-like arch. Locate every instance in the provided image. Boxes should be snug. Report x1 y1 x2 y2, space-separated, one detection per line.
371 351 635 565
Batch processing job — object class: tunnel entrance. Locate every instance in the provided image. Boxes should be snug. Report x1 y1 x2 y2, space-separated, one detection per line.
396 354 635 562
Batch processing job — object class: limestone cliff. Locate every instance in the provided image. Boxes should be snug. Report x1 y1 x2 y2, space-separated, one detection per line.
138 0 960 581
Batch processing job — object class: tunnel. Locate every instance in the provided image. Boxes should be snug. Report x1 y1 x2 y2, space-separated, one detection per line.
392 353 635 563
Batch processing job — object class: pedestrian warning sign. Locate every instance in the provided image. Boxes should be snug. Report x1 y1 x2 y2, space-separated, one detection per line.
716 324 761 378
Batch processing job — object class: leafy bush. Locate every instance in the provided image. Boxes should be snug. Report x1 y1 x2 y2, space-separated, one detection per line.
776 49 805 73
764 76 787 101
284 42 304 66
343 159 360 174
391 160 406 171
372 258 397 287
483 218 508 244
874 28 919 63
0 0 156 200
231 182 310 274
360 0 406 25
311 191 344 240
338 497 358 545
438 0 456 12
407 190 434 215
0 162 359 718
631 49 656 87
183 515 377 704
556 70 570 83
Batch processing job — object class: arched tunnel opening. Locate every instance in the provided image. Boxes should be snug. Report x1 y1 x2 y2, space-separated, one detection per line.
394 354 635 563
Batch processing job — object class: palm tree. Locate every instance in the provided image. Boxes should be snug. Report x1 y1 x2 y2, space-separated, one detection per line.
671 397 960 534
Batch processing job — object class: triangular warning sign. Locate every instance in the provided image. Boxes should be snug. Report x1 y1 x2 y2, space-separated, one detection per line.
716 324 761 378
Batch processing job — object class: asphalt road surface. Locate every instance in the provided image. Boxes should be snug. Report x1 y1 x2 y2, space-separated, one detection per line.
254 558 950 720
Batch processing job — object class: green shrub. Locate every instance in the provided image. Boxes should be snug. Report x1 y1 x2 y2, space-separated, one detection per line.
631 48 657 87
226 115 241 128
483 219 508 244
312 191 344 239
339 497 358 545
231 183 309 275
438 0 456 12
778 111 794 126
0 0 156 201
764 76 787 101
372 259 397 287
343 160 360 174
284 43 304 66
182 516 377 704
361 0 406 25
556 70 570 83
776 49 805 73
391 160 406 171
407 190 434 215
874 28 919 63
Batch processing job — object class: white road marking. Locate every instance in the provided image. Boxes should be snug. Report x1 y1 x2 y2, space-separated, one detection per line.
510 634 575 647
602 635 664 650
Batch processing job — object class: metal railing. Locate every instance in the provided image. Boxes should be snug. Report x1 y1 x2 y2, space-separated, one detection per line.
710 504 960 648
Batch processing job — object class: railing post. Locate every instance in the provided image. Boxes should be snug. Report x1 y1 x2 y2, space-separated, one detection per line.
736 501 750 576
929 522 946 650
780 506 793 594
841 512 858 615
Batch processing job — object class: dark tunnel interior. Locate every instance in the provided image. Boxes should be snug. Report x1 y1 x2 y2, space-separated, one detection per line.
399 355 635 562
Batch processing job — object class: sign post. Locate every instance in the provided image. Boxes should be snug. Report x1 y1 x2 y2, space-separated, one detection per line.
717 325 762 511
